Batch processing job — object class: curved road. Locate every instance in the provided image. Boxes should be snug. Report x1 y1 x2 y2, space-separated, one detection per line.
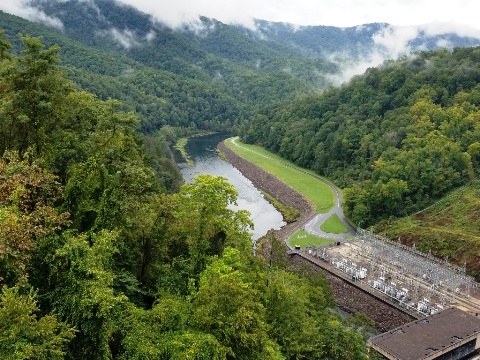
229 137 356 241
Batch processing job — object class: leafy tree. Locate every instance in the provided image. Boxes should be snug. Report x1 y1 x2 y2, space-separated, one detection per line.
155 175 253 295
0 31 12 60
0 152 69 286
264 270 324 358
468 142 480 173
119 298 229 360
0 285 75 360
320 318 367 360
44 230 127 360
189 248 283 360
0 35 73 157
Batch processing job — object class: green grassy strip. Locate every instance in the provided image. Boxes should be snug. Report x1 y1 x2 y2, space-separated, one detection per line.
320 214 348 234
174 137 193 165
289 230 336 248
262 192 300 223
224 137 334 213
175 132 217 166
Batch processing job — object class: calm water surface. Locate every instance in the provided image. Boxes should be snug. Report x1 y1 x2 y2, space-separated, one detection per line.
178 133 285 240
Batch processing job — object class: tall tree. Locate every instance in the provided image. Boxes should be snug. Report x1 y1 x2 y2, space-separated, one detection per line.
0 35 73 157
0 152 69 286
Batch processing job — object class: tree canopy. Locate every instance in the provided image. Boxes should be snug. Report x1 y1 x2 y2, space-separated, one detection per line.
0 33 368 360
242 48 480 226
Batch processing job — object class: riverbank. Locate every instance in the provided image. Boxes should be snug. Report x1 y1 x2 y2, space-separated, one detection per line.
218 140 414 332
218 141 315 242
174 131 217 165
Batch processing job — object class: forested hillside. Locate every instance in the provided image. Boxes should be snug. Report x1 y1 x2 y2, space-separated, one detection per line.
240 46 480 280
0 4 322 133
242 47 480 227
3 0 480 356
3 0 480 135
0 32 369 359
374 180 480 279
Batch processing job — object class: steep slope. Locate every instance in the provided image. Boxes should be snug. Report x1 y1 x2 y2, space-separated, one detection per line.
0 9 312 132
20 0 480 94
243 47 480 226
28 0 338 81
253 20 480 57
374 180 480 279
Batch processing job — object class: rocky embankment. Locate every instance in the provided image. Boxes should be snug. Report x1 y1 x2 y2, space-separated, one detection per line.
218 141 413 331
218 142 315 240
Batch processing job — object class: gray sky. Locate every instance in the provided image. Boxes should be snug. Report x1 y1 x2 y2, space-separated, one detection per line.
114 0 480 30
1 0 479 30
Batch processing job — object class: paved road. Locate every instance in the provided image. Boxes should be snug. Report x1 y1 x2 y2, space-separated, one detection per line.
229 137 356 241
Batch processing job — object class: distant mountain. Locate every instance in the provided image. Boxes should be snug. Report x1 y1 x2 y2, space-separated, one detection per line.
253 20 480 57
0 8 314 132
2 0 480 133
25 0 337 83
24 0 480 77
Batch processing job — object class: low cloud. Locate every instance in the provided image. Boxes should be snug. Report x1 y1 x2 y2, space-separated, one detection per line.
326 52 387 86
97 28 139 49
0 0 64 30
145 29 156 42
328 22 480 86
115 0 257 30
372 26 419 58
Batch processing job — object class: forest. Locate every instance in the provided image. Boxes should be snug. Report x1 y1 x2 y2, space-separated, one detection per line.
0 32 370 359
2 0 480 357
0 8 321 133
241 47 480 227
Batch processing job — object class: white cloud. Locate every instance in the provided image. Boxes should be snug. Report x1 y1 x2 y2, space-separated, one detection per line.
372 26 419 58
420 22 480 39
110 0 480 30
326 21 480 86
145 30 156 41
325 52 386 86
0 0 64 30
97 28 139 49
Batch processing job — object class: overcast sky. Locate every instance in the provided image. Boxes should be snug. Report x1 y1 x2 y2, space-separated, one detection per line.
0 0 479 30
111 0 480 30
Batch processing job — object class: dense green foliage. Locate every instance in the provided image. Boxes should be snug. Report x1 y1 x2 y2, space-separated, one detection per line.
0 6 317 134
242 48 480 226
0 33 368 360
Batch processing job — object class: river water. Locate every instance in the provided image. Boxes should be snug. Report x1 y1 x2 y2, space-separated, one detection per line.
178 133 285 240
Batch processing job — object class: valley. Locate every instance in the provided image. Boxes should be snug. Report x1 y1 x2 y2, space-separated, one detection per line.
1 1 480 358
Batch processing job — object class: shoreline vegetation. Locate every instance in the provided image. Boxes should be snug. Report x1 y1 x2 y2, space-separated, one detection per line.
173 131 216 165
219 138 355 247
217 140 315 242
173 137 193 165
261 191 301 223
218 138 324 246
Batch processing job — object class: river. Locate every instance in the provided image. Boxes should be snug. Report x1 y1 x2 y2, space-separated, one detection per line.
178 133 285 240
